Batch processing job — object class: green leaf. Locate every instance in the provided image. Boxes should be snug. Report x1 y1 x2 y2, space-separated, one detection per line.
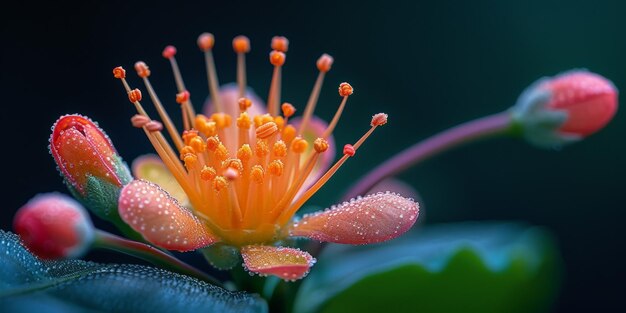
0 230 267 313
294 222 561 313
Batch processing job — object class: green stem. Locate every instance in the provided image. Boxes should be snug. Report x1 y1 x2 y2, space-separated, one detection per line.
93 230 222 286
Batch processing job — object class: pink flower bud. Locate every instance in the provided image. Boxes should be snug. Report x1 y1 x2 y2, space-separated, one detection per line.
539 70 618 137
14 193 94 259
512 70 618 148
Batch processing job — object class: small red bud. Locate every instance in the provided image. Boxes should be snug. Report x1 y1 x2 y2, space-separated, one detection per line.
14 193 94 259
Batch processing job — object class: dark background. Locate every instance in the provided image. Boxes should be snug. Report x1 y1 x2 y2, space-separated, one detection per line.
1 0 624 311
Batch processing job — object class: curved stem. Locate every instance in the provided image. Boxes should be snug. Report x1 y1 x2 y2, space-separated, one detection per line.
93 230 222 286
343 111 513 200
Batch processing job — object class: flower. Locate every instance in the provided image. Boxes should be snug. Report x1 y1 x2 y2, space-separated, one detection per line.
511 70 618 148
50 115 133 221
113 34 419 280
14 193 94 259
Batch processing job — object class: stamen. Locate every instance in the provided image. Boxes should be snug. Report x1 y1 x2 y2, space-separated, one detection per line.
238 144 253 162
343 144 356 157
113 66 126 79
323 82 353 138
233 35 250 98
271 36 289 52
162 45 196 117
131 114 150 128
237 112 251 147
128 89 142 103
197 33 223 112
273 140 287 158
176 90 193 130
134 61 184 151
145 120 163 132
200 166 217 181
298 53 333 135
267 50 286 116
282 125 297 144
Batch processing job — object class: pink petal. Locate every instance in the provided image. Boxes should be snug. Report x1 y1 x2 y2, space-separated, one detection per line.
366 178 420 202
132 154 189 206
118 180 219 251
241 245 316 281
289 116 336 193
289 192 419 244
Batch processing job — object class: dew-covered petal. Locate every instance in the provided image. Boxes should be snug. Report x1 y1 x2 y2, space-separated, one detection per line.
240 245 316 281
118 180 218 251
289 116 336 193
289 192 419 244
132 154 189 206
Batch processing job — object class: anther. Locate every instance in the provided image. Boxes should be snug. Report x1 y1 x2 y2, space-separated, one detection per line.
206 136 220 151
273 140 287 158
237 145 252 162
128 89 142 103
179 146 195 159
211 113 231 129
269 50 286 67
131 114 150 128
314 138 329 153
291 138 308 154
182 130 199 145
268 160 284 176
250 165 264 184
162 45 177 59
256 122 278 139
113 66 126 79
190 136 206 153
282 125 296 143
197 33 215 52
183 153 198 169
145 120 163 132
339 82 353 97
134 61 151 78
200 166 217 181
176 90 190 104
233 35 250 53
271 36 289 52
343 144 356 157
237 112 252 129
371 113 388 126
238 97 252 111
316 54 334 73
222 158 243 173
255 140 270 158
213 176 228 192
281 103 296 118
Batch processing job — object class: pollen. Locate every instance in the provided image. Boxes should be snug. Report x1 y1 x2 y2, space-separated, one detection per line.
371 113 388 126
338 82 353 97
268 160 284 176
200 166 217 181
113 66 126 79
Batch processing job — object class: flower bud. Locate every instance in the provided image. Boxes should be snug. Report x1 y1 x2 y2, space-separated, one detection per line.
14 193 94 259
49 115 132 221
511 70 618 148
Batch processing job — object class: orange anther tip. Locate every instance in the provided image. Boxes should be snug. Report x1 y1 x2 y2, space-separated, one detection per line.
200 166 217 181
197 33 215 51
256 122 279 139
176 90 190 104
233 35 250 53
281 102 296 117
128 89 142 103
269 50 286 67
145 120 163 132
291 138 308 154
213 176 228 192
314 138 329 153
316 53 334 72
271 36 289 52
134 61 151 78
131 114 150 128
339 82 353 97
238 97 252 111
113 66 126 79
162 45 177 59
250 165 264 184
343 144 356 157
224 167 239 181
268 160 284 176
371 113 388 126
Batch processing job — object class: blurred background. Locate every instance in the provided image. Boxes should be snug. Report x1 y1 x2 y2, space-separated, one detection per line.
1 0 624 311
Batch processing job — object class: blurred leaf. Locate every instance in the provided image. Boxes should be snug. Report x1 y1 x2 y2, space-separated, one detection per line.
0 230 267 313
294 222 560 313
